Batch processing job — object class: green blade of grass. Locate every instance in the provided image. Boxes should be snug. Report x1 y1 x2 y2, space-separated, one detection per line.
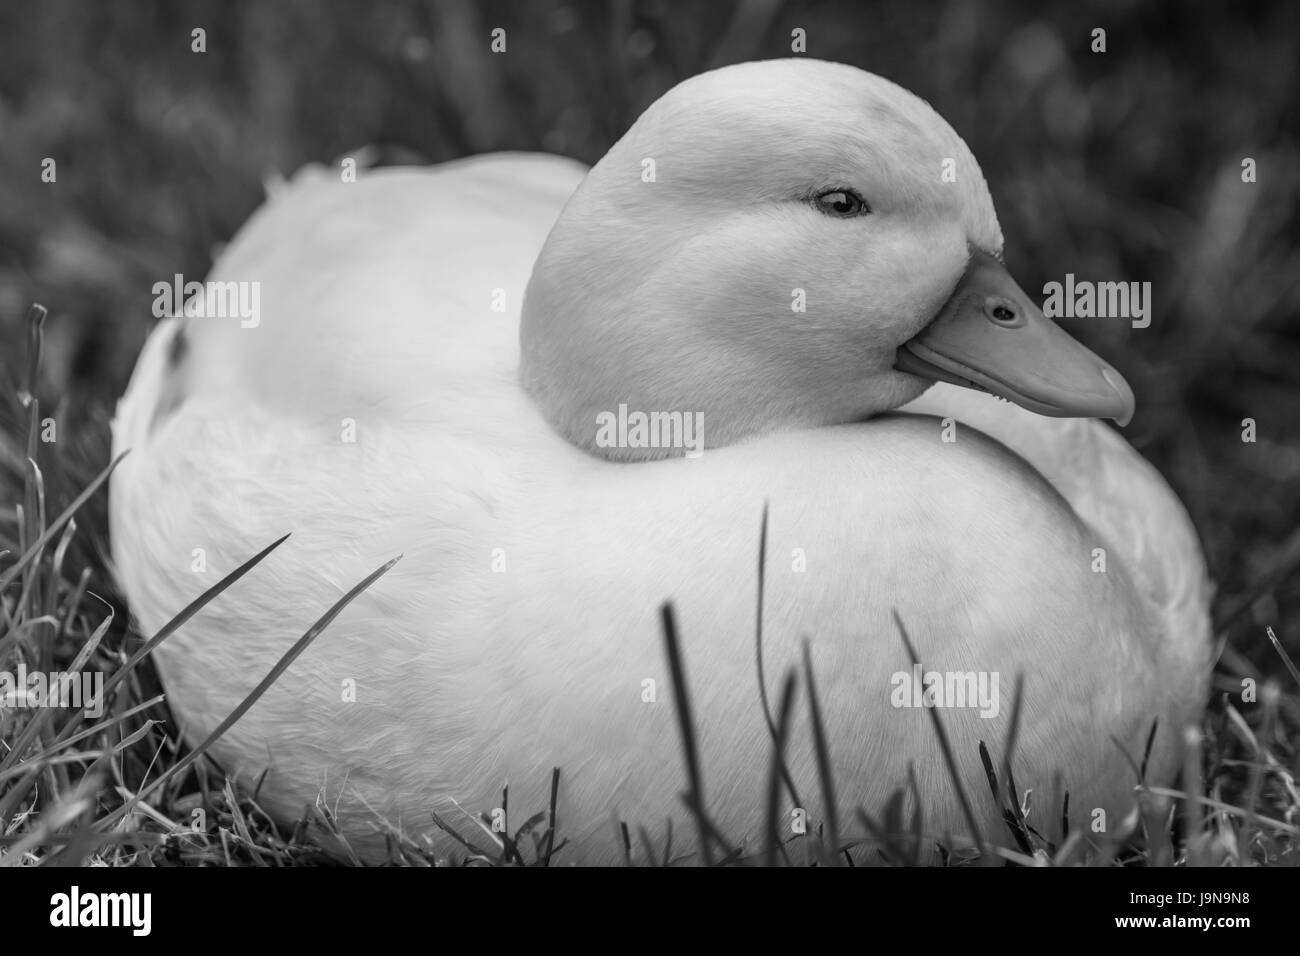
18 303 47 409
892 609 986 856
998 673 1033 843
0 450 127 596
542 766 561 866
763 671 797 867
660 601 714 865
1138 787 1300 836
801 639 840 864
753 503 803 811
1265 626 1300 688
618 820 632 865
660 602 740 865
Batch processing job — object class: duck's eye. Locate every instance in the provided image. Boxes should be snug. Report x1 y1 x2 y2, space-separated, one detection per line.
813 189 870 218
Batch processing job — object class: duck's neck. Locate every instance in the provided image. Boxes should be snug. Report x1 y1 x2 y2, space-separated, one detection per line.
518 284 760 461
519 270 912 461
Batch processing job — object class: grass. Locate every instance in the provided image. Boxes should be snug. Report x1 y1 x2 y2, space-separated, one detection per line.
1 304 1297 865
2 0 1299 866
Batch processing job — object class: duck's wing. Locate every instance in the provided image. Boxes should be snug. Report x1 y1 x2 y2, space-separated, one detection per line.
117 152 587 447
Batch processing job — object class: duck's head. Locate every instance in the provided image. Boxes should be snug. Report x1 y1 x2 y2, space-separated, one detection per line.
520 59 1134 459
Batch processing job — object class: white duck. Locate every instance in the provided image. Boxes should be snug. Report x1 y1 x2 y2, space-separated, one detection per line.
110 59 1211 863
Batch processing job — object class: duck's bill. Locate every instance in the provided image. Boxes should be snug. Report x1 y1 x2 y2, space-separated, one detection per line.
895 249 1136 426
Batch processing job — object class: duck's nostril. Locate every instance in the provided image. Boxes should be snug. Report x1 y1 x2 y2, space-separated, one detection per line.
982 296 1027 327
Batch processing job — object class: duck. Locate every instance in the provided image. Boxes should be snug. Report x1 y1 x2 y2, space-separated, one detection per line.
109 58 1212 864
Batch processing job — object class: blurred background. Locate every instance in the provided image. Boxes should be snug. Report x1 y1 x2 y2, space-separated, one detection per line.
1 0 1298 677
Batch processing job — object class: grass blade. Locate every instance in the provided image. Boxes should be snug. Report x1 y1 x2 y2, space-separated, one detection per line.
763 671 797 867
0 451 127 595
801 639 840 863
754 503 803 809
892 609 985 855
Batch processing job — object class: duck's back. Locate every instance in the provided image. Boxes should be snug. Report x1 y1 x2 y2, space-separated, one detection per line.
170 153 587 430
